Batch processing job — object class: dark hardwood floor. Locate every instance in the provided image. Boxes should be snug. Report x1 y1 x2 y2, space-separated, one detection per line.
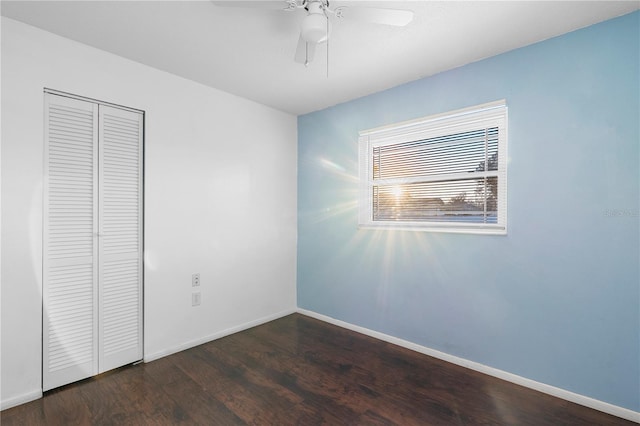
1 313 634 425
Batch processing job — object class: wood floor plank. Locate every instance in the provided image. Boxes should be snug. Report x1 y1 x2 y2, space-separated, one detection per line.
202 335 362 424
215 327 458 425
1 313 635 425
185 344 316 425
142 358 246 425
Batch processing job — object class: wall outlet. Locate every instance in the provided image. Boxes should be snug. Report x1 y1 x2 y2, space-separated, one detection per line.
192 273 200 287
192 292 201 306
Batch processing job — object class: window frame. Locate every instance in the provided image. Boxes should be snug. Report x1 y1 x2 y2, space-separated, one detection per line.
358 100 508 235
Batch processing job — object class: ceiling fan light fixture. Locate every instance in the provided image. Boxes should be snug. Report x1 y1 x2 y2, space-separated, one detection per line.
301 13 327 43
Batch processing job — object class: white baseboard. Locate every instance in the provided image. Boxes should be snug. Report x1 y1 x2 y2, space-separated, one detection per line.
1 389 42 411
297 308 640 424
144 307 297 363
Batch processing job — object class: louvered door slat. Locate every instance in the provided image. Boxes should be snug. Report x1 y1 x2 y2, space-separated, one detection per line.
98 106 143 373
43 94 99 391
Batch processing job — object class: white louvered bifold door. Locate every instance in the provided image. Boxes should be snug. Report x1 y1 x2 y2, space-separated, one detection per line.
98 105 143 373
43 94 99 391
43 93 143 391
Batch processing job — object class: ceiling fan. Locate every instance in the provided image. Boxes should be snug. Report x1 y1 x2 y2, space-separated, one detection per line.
212 0 414 66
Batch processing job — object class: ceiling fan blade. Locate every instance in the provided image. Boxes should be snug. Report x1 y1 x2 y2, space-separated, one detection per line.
212 1 296 10
335 6 414 26
294 35 316 65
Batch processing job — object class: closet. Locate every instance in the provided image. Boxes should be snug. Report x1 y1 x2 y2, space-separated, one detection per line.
43 92 143 391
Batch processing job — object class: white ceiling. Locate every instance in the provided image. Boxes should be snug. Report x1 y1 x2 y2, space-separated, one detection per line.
2 1 638 115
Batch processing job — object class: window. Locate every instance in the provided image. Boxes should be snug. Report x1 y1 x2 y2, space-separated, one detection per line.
358 100 507 234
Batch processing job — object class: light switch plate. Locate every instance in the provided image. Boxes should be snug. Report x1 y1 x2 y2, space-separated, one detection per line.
192 292 201 306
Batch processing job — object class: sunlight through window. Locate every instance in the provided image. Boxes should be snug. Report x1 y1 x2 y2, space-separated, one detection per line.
359 100 508 234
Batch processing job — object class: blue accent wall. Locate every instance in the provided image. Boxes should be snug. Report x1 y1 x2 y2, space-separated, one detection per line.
297 12 639 411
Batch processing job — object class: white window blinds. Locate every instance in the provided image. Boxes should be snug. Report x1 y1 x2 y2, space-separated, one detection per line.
359 100 508 234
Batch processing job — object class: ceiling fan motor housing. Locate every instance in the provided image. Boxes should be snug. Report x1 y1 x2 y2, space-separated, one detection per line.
301 1 328 43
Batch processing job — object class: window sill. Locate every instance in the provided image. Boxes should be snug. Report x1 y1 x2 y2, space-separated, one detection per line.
358 222 507 235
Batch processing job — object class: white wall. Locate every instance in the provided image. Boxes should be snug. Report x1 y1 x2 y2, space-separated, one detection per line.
1 17 297 408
